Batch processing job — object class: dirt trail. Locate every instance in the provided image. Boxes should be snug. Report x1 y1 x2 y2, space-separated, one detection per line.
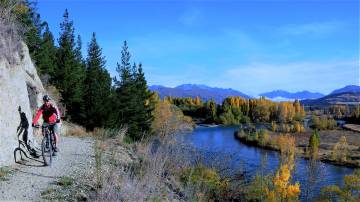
0 136 94 201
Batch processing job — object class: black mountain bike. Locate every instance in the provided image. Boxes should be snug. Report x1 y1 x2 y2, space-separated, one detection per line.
34 123 56 166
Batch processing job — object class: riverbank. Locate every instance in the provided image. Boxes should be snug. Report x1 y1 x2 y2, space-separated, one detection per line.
343 124 360 133
234 129 360 168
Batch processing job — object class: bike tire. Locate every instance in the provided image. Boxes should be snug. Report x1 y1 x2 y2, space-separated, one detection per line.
42 135 53 166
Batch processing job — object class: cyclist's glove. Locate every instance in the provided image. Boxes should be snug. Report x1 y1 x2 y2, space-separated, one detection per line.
32 123 35 127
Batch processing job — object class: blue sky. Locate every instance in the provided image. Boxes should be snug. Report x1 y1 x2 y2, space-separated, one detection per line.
37 0 359 96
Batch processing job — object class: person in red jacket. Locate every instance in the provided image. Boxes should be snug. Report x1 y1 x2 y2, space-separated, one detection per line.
32 95 61 153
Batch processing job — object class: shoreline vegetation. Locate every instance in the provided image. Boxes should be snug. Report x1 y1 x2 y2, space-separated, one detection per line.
233 125 360 168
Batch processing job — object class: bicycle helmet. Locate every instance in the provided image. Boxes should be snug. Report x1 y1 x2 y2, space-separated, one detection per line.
43 95 51 102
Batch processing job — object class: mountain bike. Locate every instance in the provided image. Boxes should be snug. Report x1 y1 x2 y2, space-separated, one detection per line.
34 123 56 166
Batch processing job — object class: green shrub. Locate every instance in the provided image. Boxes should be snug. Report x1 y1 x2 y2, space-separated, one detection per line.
308 130 320 159
310 115 337 130
180 165 229 200
258 129 270 146
57 176 74 188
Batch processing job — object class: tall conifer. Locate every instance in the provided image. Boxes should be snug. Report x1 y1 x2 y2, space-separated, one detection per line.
55 9 85 123
84 32 111 129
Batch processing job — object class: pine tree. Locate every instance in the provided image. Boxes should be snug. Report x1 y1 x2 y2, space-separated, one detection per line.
36 23 57 77
75 34 86 69
111 41 135 131
134 63 153 135
55 9 85 123
111 41 153 140
84 32 111 130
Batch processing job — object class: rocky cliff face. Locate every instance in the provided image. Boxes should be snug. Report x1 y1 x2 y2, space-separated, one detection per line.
0 40 46 166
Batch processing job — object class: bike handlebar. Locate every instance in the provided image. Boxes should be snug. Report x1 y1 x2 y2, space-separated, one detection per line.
32 123 56 128
33 124 41 128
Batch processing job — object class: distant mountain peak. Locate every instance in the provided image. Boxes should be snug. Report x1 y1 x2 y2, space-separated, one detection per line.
259 89 324 100
149 84 251 104
176 84 212 90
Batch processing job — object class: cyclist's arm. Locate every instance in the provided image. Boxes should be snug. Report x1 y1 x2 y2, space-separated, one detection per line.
52 104 61 122
32 108 43 125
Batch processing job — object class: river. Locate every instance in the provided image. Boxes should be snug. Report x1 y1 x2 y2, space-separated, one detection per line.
180 125 354 200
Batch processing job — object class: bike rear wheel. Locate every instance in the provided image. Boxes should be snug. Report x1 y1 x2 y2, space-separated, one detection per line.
42 135 52 166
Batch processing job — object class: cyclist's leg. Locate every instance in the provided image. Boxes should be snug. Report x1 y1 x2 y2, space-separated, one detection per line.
53 123 60 145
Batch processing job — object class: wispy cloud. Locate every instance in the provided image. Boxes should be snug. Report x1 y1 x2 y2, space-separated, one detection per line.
223 59 359 95
279 21 344 37
179 8 203 26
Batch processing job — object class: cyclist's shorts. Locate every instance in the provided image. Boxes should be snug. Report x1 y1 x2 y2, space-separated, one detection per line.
54 123 60 135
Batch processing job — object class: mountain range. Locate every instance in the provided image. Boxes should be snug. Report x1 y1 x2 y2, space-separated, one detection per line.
149 84 251 104
149 84 360 106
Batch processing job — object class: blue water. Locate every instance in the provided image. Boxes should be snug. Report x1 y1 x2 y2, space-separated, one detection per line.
180 126 354 200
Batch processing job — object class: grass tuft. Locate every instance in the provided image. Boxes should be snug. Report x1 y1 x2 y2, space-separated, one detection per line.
0 166 13 181
57 176 74 188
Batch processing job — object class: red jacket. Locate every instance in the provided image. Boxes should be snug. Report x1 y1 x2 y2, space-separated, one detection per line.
32 103 60 125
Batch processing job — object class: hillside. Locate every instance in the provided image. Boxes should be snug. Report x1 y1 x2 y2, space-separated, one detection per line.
330 85 360 95
149 84 251 104
259 90 324 100
301 92 360 107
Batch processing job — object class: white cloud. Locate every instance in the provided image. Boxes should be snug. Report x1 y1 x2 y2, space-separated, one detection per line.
223 59 359 95
279 21 344 37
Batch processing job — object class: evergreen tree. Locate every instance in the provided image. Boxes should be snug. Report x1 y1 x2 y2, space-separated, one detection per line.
84 32 111 130
112 41 137 136
55 9 85 123
112 41 153 140
36 23 57 76
75 34 86 69
134 63 153 134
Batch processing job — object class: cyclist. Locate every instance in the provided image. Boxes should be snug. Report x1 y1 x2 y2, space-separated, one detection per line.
32 95 61 153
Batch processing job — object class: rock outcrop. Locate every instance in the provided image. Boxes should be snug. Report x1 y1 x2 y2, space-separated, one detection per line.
0 41 46 166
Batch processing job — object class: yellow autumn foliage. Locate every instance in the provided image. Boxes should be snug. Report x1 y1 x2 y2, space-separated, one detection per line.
266 164 301 202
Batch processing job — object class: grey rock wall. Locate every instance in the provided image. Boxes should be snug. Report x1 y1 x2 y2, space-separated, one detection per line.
0 42 45 166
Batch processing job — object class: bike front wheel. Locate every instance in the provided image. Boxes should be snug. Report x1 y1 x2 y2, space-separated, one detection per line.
42 136 52 166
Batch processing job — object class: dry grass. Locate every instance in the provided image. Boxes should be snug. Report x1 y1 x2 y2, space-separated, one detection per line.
94 132 241 201
91 129 190 201
61 121 88 137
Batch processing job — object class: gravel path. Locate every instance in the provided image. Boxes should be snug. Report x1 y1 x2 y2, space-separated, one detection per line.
0 136 94 201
